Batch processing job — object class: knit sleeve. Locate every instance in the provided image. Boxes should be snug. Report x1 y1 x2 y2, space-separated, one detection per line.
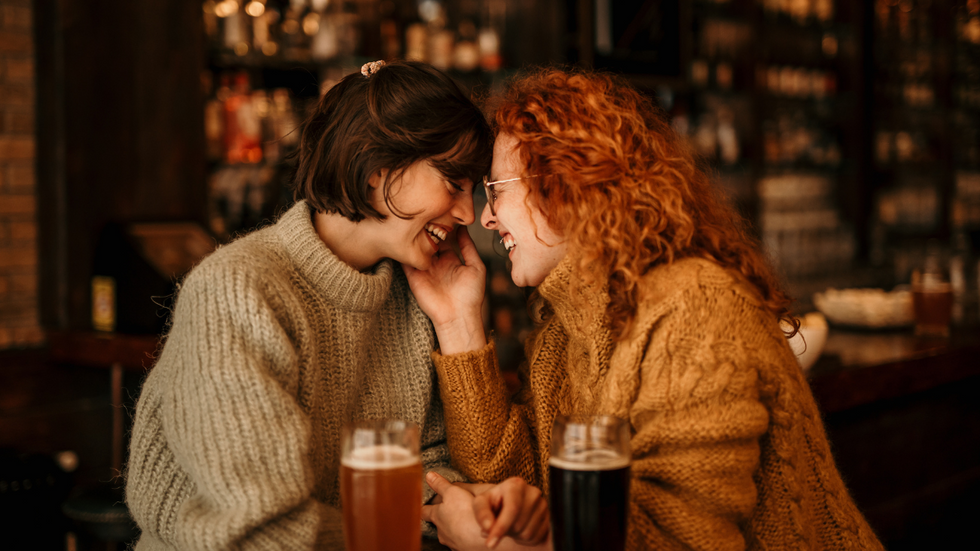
419 381 468 497
133 263 341 550
431 340 541 487
414 377 467 539
624 288 771 551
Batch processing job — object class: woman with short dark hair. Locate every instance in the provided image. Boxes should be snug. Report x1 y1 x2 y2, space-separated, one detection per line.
126 60 492 549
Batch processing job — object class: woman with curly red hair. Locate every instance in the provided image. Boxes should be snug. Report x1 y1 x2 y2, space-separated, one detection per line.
406 67 883 550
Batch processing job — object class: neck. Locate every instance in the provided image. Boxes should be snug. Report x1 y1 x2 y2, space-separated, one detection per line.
313 210 384 272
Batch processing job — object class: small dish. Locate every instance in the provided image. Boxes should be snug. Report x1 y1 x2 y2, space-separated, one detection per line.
812 287 914 329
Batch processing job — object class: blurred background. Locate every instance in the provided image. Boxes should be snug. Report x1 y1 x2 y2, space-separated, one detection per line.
1 0 979 549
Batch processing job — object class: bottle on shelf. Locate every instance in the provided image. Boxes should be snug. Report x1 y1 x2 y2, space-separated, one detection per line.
224 72 263 165
479 0 504 72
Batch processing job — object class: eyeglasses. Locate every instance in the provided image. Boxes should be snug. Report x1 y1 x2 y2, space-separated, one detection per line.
482 174 541 216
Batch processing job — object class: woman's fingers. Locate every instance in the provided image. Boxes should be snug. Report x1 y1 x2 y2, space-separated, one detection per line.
456 226 484 269
518 497 551 545
454 481 492 495
421 472 454 525
473 477 548 549
421 503 437 524
471 491 498 535
426 471 454 496
507 481 544 539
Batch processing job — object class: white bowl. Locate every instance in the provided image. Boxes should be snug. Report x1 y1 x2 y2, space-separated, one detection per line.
812 287 914 329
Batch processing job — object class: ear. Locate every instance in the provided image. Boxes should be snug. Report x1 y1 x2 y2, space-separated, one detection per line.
367 169 388 190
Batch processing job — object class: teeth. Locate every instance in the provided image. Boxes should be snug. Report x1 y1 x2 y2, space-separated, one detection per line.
501 234 516 252
425 224 447 242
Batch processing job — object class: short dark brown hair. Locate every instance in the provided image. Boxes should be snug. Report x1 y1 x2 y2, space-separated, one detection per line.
292 60 492 221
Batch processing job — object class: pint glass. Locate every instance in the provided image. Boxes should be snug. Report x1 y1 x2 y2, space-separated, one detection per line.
340 419 422 551
549 415 631 551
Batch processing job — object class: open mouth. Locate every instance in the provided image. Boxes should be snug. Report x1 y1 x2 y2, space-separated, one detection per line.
425 224 448 244
501 233 516 253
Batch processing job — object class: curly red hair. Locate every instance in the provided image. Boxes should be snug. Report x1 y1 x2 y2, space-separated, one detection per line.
487 67 796 339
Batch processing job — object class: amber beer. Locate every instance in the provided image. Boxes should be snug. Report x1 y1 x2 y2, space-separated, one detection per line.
912 282 953 337
549 415 631 551
340 421 422 551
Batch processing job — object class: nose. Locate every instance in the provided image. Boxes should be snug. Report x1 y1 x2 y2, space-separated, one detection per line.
481 202 496 229
452 193 476 226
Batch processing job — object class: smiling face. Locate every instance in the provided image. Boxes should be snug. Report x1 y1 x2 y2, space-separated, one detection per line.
481 134 566 287
369 160 476 271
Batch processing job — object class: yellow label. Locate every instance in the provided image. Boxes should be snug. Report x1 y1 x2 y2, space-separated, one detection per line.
92 276 116 332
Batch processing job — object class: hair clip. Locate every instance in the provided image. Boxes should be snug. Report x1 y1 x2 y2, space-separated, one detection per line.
361 60 386 78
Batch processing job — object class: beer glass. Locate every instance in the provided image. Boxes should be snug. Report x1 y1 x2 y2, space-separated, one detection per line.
340 419 422 551
549 415 631 551
912 252 953 337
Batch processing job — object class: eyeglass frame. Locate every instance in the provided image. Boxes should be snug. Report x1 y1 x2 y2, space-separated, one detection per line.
482 174 542 216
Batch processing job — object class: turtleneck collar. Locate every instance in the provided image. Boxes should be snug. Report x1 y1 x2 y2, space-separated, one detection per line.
536 255 612 347
275 201 395 313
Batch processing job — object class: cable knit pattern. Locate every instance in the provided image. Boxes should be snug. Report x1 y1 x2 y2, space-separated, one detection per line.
126 201 463 551
433 257 884 551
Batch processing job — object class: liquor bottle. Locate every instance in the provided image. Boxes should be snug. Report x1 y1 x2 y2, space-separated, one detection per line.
282 0 311 60
454 18 480 72
479 0 505 71
223 1 251 56
91 276 116 332
249 0 282 57
379 0 401 60
224 72 263 164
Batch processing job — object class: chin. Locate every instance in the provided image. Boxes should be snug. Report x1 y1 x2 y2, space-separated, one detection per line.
509 270 536 288
405 254 434 272
510 261 551 288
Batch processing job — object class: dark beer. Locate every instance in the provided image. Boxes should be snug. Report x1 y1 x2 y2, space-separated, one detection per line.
549 451 630 551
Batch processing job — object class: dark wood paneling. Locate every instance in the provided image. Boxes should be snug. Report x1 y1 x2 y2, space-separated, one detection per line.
34 0 69 329
35 0 206 332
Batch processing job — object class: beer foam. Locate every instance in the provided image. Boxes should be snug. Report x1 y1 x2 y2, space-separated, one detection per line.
341 445 419 470
549 449 630 471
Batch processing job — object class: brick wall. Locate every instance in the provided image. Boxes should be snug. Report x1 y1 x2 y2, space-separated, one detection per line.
0 0 41 349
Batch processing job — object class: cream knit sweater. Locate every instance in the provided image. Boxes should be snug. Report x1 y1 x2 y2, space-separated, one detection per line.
126 201 462 550
433 257 884 550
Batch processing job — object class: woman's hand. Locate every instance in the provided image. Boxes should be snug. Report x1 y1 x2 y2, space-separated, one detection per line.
472 477 550 548
423 472 497 550
423 472 551 550
403 226 488 354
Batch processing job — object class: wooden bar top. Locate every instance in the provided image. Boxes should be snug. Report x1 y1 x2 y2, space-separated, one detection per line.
43 324 980 417
47 330 160 372
806 323 980 414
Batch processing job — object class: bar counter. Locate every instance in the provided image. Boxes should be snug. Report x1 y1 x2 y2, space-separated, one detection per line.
807 322 980 414
26 325 980 548
804 322 980 550
42 322 980 410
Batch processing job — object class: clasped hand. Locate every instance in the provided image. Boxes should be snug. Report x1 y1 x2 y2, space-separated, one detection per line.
422 472 551 551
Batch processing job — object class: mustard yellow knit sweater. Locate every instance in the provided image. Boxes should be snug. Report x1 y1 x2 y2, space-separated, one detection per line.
432 257 883 550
